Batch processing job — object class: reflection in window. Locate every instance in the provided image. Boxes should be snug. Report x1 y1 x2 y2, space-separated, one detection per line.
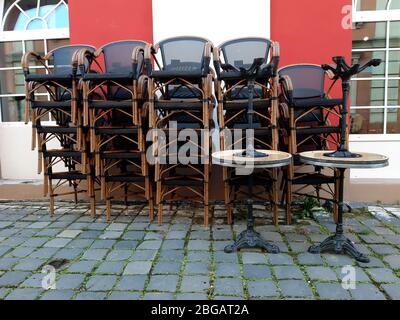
353 22 387 49
351 80 385 106
387 108 400 133
356 0 389 11
351 108 384 134
2 0 69 31
352 51 386 77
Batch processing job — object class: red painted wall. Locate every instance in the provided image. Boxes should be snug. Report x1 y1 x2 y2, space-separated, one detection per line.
68 0 153 48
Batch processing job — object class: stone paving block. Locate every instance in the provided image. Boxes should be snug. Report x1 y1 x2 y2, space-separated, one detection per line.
373 227 395 235
68 260 98 273
95 261 125 275
215 263 240 277
367 268 400 283
357 256 386 268
144 292 174 300
213 251 238 263
40 289 75 300
188 240 210 251
5 288 42 300
144 232 164 241
214 278 243 296
20 237 48 248
115 275 147 291
147 275 179 292
274 266 304 280
57 230 82 238
20 273 45 288
0 271 30 286
162 240 185 250
106 249 132 261
44 238 72 248
57 274 85 290
66 239 95 249
323 254 355 266
185 262 210 275
279 280 313 298
85 275 118 291
153 261 182 275
289 242 311 253
190 230 211 240
315 283 351 300
53 248 83 260
242 252 267 264
243 264 272 279
268 254 294 265
213 241 232 251
106 223 128 231
248 280 279 298
306 266 338 281
0 257 19 269
213 231 233 241
369 244 398 255
383 255 400 269
286 233 308 242
131 250 157 261
75 292 106 300
0 288 10 299
176 293 208 300
108 291 141 300
8 246 36 258
78 230 102 239
382 284 400 300
100 231 123 240
137 240 162 250
13 258 46 271
90 240 116 249
81 249 109 260
124 261 153 275
158 250 185 262
28 222 51 229
165 231 187 240
35 229 60 237
84 223 107 231
334 266 371 283
180 276 210 293
350 283 386 300
2 237 27 247
123 231 145 241
114 240 138 250
359 234 386 244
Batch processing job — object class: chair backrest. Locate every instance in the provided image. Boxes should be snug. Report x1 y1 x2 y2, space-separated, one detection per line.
157 36 209 74
102 40 147 74
219 37 271 70
51 45 95 75
279 65 325 99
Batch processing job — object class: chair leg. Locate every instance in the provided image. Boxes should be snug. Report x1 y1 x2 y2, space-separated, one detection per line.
223 168 233 225
49 179 55 217
286 162 293 225
272 168 279 226
106 185 111 221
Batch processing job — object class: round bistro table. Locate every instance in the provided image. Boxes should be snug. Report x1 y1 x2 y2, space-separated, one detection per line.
212 150 292 253
299 151 389 263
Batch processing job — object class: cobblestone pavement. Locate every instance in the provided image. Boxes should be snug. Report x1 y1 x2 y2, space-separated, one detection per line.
0 201 399 300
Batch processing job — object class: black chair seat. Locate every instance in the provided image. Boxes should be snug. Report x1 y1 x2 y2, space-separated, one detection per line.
151 70 203 80
161 179 204 187
229 87 264 100
36 126 78 134
43 150 81 158
95 127 139 135
224 99 271 110
167 87 202 99
90 100 133 109
48 171 86 180
292 173 336 185
292 98 343 108
296 126 341 135
220 68 272 80
32 101 71 110
105 175 145 183
229 175 273 188
83 73 134 82
25 73 73 83
155 100 203 110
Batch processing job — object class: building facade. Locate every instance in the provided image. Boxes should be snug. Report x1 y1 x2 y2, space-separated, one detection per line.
0 0 399 202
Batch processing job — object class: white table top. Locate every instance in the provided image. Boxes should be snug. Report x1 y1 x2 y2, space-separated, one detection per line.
299 151 389 169
212 150 292 169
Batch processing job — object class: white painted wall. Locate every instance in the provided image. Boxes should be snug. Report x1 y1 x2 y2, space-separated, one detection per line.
152 0 270 45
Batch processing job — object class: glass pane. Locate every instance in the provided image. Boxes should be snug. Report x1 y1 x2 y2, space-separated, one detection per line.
388 80 400 106
0 69 25 95
387 108 400 133
0 96 25 122
350 108 384 134
351 80 385 106
47 38 70 52
388 51 400 76
46 3 69 29
390 0 400 9
3 0 37 31
389 21 400 48
352 51 386 78
353 22 387 49
356 0 389 10
0 41 23 68
24 40 45 66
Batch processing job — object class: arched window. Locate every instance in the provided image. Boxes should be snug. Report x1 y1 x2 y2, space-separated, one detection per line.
0 0 69 122
351 0 400 137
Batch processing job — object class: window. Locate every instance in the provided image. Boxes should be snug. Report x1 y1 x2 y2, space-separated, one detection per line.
351 0 400 136
0 0 69 122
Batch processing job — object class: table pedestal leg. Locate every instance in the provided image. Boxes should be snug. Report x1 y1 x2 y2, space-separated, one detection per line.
308 168 370 263
224 175 280 254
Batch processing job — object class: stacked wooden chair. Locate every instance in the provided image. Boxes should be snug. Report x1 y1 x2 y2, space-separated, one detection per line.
145 36 214 226
213 37 283 225
22 44 96 216
78 40 154 221
278 64 343 222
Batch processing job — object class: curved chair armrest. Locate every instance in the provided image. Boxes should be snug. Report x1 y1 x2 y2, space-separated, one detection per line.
212 47 222 79
144 43 157 75
132 45 146 78
271 42 280 77
137 74 149 100
21 51 48 76
203 42 214 75
78 48 102 75
278 102 290 121
325 69 336 80
279 75 293 104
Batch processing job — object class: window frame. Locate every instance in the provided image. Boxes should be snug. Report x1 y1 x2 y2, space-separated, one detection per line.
351 0 400 142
